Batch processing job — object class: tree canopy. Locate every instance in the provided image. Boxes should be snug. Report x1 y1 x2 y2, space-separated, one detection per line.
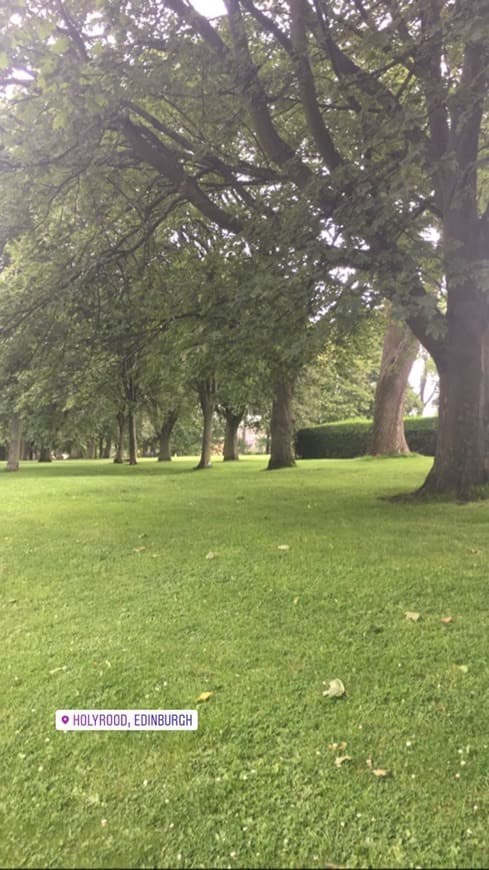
1 1 489 495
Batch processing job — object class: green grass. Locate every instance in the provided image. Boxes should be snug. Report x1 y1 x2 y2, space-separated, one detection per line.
1 456 488 869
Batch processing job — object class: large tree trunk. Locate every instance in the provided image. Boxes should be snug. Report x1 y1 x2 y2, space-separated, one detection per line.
268 378 296 470
128 411 138 465
196 376 216 469
6 414 22 472
113 412 126 463
87 438 97 459
102 437 112 459
419 296 488 500
38 446 52 463
369 318 419 455
158 410 178 461
222 407 244 461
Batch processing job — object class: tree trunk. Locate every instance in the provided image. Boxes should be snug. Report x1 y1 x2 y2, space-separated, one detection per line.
128 411 138 465
87 438 96 459
98 436 104 458
38 446 52 463
114 412 126 463
268 378 296 470
6 414 22 472
368 318 419 455
419 301 488 500
102 437 112 459
158 410 178 461
196 376 216 469
222 408 244 461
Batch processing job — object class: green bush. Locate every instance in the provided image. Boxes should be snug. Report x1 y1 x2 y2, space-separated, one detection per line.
295 416 437 459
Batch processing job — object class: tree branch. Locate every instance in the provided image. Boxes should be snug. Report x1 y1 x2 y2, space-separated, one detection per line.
289 0 343 170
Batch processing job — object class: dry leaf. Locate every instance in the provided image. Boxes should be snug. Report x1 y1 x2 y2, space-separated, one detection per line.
206 551 217 560
457 664 469 673
49 666 67 675
329 741 347 751
277 544 289 551
405 611 420 622
197 691 214 702
133 546 146 553
293 596 300 605
323 678 346 698
367 758 388 777
334 755 352 767
441 616 453 624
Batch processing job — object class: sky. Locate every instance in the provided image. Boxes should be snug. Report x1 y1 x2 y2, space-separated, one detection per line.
191 0 225 16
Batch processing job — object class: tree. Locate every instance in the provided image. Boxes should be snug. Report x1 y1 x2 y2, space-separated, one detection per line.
293 315 384 427
5 414 22 472
3 1 489 496
368 315 419 456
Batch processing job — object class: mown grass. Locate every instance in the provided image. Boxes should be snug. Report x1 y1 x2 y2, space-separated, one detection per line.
1 456 488 869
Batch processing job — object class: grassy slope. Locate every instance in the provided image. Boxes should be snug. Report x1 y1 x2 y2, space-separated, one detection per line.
1 457 487 869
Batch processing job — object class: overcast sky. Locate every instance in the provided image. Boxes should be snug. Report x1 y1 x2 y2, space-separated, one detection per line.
191 0 225 16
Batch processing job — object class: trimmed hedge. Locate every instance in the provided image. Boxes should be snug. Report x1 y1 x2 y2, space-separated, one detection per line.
295 416 438 459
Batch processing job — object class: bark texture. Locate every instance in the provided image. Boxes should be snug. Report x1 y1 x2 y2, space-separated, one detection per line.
157 410 178 461
113 412 126 463
38 446 52 462
268 378 296 469
6 414 22 472
128 411 138 464
418 298 489 499
369 319 419 455
196 376 216 469
222 407 244 461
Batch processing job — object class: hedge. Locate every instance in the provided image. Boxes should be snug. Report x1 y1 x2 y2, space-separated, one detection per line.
295 416 438 459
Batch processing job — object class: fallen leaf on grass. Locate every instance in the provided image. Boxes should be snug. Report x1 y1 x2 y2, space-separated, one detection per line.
49 666 67 675
329 741 347 751
277 544 290 551
441 616 454 624
293 596 300 605
457 664 469 673
323 678 346 698
405 611 421 622
133 546 146 553
367 758 389 777
334 755 352 767
206 551 217 560
196 691 214 702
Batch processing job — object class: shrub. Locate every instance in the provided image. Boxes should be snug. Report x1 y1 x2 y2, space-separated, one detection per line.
403 416 438 456
295 416 438 459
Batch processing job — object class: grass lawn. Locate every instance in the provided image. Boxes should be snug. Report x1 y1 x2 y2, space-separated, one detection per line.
1 455 488 869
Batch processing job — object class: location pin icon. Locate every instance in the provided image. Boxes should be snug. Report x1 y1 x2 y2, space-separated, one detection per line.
61 715 69 725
